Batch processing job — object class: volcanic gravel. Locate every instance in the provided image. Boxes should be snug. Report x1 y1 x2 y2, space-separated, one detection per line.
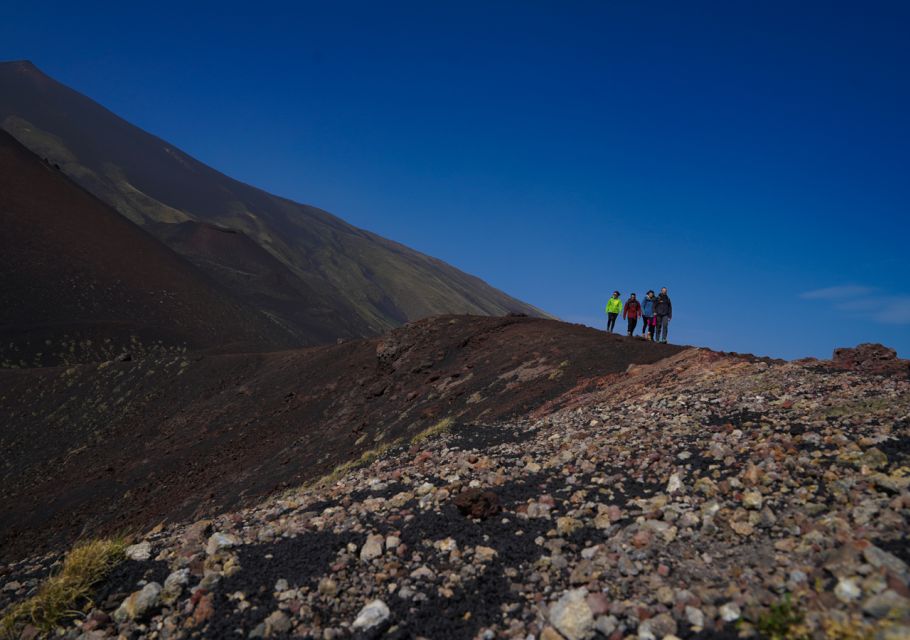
2 345 909 639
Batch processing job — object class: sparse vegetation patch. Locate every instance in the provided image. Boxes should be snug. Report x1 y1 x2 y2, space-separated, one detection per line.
0 538 125 639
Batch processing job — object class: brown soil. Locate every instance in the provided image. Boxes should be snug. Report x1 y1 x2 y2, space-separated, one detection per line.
0 314 685 562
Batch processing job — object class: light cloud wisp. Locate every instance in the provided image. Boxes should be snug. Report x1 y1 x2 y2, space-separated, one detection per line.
800 285 877 300
800 285 910 326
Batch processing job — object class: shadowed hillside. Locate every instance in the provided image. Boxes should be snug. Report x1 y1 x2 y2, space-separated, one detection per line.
146 221 372 344
0 60 547 343
0 130 297 367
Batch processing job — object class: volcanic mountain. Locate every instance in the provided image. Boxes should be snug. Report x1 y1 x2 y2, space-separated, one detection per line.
0 129 295 367
0 60 545 345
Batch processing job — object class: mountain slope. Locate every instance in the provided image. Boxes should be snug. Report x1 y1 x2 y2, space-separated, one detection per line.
0 60 547 341
0 129 295 367
0 315 684 561
146 220 372 344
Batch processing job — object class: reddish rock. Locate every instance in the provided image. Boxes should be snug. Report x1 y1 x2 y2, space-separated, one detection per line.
831 344 909 378
189 593 214 627
453 489 501 519
586 592 611 616
632 529 651 548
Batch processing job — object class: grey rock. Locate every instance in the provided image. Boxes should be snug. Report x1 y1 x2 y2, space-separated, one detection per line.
719 602 741 622
638 613 677 640
864 545 910 582
685 605 705 629
352 599 391 630
549 588 595 640
199 570 222 591
113 582 162 622
360 534 384 562
618 554 639 576
595 615 618 636
161 569 189 604
834 577 861 603
124 541 152 561
206 532 240 556
863 590 910 619
264 610 291 636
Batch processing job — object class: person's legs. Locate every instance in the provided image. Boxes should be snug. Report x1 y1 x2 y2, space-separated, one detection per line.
647 317 655 340
627 317 637 336
641 316 650 334
607 313 617 332
658 315 669 342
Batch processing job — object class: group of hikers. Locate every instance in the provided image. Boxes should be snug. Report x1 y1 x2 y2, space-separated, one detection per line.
605 287 673 343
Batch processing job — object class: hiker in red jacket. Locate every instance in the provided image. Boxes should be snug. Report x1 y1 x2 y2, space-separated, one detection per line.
622 293 642 337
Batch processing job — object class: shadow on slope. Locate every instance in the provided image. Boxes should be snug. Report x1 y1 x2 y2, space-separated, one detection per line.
147 220 372 345
0 129 295 368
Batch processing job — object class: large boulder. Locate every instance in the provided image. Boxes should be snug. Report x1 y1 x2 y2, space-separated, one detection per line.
831 344 909 378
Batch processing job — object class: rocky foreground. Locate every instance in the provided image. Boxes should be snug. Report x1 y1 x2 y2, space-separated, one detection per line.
2 345 909 639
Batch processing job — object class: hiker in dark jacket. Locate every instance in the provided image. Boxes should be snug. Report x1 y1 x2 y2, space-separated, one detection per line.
622 293 642 337
641 290 656 340
654 287 672 343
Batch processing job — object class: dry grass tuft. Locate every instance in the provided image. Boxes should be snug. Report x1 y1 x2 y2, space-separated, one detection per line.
411 417 454 445
0 538 126 638
821 614 899 640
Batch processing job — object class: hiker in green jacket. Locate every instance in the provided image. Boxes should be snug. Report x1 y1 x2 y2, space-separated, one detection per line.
605 291 622 333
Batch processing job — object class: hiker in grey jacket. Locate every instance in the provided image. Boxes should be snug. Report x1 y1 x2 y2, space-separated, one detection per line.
654 288 672 343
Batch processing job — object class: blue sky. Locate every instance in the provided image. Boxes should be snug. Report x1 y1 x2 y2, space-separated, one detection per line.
3 1 908 359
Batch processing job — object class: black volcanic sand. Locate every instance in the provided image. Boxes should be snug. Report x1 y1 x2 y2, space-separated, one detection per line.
0 315 686 562
66 452 764 640
170 467 666 639
68 461 756 639
445 423 538 450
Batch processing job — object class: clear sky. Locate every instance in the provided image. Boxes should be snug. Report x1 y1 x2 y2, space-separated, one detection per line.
3 1 908 359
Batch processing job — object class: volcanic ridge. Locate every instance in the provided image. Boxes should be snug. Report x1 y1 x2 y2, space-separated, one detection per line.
1 334 908 640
